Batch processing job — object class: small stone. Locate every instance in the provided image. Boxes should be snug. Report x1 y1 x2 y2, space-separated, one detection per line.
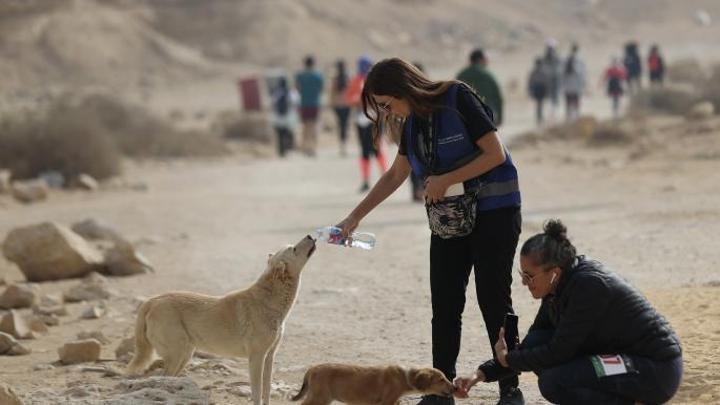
36 314 60 326
0 310 34 339
77 331 110 345
10 179 49 203
29 317 49 334
80 304 106 319
0 284 39 309
0 332 31 356
33 305 68 317
33 363 55 371
63 274 112 303
73 174 99 191
39 294 63 307
58 339 102 365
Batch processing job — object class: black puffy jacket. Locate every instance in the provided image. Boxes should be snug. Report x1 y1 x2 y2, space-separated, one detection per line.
506 255 682 372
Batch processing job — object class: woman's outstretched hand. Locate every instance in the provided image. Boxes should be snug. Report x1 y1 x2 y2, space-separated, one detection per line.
335 215 359 238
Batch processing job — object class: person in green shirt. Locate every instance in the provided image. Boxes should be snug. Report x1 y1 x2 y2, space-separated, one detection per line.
456 49 503 126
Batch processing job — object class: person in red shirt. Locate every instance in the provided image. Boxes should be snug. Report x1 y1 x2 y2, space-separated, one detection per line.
603 58 627 119
647 45 665 86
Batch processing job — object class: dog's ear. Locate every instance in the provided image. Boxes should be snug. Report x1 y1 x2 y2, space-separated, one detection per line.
272 260 290 282
409 368 433 391
267 253 273 263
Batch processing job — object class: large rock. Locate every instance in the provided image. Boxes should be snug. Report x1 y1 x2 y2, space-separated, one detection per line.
58 339 102 365
0 284 39 309
10 179 49 204
0 310 34 339
0 383 23 405
2 222 104 282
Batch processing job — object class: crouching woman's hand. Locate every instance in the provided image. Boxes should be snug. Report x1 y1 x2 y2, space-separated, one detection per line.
453 369 485 398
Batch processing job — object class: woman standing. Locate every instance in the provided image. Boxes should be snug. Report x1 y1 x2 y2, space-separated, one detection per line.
455 219 683 404
335 58 523 405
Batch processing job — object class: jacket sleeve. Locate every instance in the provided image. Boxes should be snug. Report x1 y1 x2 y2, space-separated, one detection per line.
527 299 553 333
506 275 611 372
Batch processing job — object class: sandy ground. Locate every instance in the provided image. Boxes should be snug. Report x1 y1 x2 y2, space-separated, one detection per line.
1 100 719 403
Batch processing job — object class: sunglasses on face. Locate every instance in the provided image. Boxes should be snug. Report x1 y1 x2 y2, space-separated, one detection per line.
517 265 556 284
377 99 392 112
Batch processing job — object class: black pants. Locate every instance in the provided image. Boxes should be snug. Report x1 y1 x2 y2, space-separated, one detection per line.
334 107 350 144
430 206 521 392
524 330 683 404
357 124 377 159
275 127 294 157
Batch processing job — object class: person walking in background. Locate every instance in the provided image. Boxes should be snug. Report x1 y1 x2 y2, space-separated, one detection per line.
336 58 524 405
330 59 351 156
561 43 586 121
541 39 563 121
603 57 627 119
345 55 387 192
623 41 642 94
527 58 549 125
457 48 503 126
270 77 299 157
647 44 665 86
295 55 324 157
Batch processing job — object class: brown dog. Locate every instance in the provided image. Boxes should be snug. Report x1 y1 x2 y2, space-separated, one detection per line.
291 364 455 405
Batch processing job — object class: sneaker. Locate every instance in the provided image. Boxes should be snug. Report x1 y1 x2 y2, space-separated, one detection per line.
359 182 370 192
497 387 525 405
416 394 455 405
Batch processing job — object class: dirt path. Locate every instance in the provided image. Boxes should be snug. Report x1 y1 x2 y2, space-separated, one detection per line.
2 117 719 403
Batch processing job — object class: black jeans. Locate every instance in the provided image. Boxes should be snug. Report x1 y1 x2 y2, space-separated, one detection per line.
523 330 683 404
430 206 521 393
334 107 350 144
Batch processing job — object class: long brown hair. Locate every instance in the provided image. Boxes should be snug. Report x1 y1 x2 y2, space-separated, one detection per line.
361 58 460 144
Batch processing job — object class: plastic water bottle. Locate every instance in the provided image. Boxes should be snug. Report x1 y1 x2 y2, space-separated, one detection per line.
314 226 376 250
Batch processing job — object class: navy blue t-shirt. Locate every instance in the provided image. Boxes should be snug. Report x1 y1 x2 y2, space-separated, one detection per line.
399 84 497 156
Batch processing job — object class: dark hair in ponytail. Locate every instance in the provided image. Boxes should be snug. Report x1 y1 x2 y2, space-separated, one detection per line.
520 219 577 270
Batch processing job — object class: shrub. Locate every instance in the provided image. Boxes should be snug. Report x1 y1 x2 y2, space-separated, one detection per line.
0 107 122 180
629 86 700 116
667 59 707 88
212 111 272 144
79 94 229 158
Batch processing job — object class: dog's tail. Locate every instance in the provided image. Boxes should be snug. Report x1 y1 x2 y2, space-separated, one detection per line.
125 298 155 375
291 370 310 401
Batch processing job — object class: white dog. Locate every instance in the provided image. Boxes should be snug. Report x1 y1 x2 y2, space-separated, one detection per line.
126 235 316 405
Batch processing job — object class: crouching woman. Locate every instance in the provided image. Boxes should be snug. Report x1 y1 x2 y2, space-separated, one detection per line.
455 219 682 405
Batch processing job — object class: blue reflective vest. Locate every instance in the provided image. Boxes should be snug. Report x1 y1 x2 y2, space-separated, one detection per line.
403 84 521 211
